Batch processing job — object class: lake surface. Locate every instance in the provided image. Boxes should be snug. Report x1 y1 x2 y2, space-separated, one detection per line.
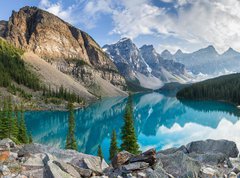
25 92 240 160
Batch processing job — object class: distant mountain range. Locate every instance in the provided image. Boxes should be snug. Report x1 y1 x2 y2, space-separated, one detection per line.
104 38 240 90
103 38 190 90
161 46 240 75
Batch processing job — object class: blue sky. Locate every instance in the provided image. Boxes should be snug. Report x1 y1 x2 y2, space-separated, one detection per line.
1 0 240 54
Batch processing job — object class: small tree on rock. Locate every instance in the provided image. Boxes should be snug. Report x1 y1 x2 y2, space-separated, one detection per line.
109 130 119 160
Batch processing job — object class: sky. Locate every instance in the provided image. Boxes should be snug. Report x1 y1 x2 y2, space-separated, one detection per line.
1 0 240 54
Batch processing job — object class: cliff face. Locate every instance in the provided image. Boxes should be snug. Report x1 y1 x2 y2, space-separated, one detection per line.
2 6 126 95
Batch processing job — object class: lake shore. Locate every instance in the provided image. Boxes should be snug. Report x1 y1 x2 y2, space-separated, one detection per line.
1 138 240 177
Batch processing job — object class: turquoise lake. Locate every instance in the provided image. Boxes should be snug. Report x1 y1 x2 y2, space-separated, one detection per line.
25 92 240 160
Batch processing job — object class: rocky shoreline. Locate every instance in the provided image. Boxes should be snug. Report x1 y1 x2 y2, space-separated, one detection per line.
1 138 240 178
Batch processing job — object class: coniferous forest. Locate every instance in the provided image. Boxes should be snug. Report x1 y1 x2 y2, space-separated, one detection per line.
176 73 240 105
0 38 41 90
0 97 31 144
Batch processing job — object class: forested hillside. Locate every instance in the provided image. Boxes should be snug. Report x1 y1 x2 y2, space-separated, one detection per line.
0 38 40 89
176 73 240 105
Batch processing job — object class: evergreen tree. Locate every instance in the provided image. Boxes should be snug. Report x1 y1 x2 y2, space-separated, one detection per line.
65 102 77 150
97 145 103 160
18 104 28 143
0 99 9 139
28 132 33 143
120 95 140 155
109 130 119 160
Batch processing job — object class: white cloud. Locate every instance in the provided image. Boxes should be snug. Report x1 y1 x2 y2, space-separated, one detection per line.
110 0 240 53
38 0 240 52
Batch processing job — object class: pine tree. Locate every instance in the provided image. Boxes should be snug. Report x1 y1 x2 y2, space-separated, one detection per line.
97 145 103 160
65 102 77 150
109 130 119 160
120 95 140 155
18 104 28 144
28 132 33 143
0 99 9 139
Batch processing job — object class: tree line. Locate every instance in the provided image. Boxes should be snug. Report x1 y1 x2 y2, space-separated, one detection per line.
65 94 140 161
176 73 240 105
43 85 84 104
0 38 41 90
0 97 32 144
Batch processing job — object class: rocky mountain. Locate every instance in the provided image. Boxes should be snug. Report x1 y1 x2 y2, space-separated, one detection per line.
103 39 190 90
0 6 127 99
162 46 240 75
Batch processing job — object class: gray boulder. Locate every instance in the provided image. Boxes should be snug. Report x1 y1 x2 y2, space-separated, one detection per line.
157 151 201 178
188 152 227 166
112 151 134 168
186 139 239 158
158 145 188 155
129 148 156 166
122 162 149 172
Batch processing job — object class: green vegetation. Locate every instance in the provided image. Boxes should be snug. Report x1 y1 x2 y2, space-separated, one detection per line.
0 97 31 144
65 102 78 150
0 38 41 90
43 85 84 104
109 130 119 160
97 145 103 160
177 73 240 105
126 80 151 92
120 95 140 154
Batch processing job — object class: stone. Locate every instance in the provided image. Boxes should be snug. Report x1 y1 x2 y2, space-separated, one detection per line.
0 138 16 150
53 160 81 178
0 165 11 176
23 153 46 167
157 151 201 178
129 148 156 166
158 145 188 155
230 158 240 170
200 166 220 178
186 139 239 158
145 168 173 178
82 157 105 175
189 152 227 166
0 151 10 162
112 151 134 168
122 162 149 172
71 165 92 177
228 172 237 178
46 161 74 178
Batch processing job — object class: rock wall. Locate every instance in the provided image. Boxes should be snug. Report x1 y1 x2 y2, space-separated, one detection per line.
2 6 126 95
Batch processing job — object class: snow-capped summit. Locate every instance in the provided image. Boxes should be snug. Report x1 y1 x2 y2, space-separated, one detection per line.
103 39 190 90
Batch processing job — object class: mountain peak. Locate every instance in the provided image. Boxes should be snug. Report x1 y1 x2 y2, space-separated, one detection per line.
222 47 240 57
161 49 172 56
175 49 183 55
117 37 132 43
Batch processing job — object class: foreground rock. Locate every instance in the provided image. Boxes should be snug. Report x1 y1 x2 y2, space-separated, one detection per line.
1 139 240 178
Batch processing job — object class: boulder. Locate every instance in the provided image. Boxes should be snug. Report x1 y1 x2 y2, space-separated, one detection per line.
0 150 10 162
158 145 188 155
122 162 149 172
0 165 11 176
53 160 81 178
157 151 201 177
23 153 46 168
71 164 92 177
145 168 173 178
129 149 156 166
112 151 134 168
0 138 16 150
199 166 220 178
186 139 239 158
188 152 227 166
